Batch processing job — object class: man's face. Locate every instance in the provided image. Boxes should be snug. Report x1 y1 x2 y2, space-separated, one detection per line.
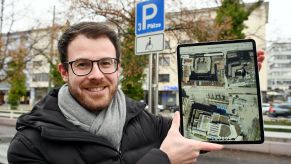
58 35 120 111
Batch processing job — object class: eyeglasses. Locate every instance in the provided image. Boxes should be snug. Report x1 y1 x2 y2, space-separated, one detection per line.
64 57 119 76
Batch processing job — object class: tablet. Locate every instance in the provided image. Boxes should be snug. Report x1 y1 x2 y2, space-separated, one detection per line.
177 39 264 144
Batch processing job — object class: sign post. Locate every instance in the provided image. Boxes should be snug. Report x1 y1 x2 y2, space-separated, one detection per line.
135 0 164 114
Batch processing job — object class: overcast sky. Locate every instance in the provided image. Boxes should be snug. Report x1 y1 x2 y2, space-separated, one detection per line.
265 0 291 41
2 0 291 42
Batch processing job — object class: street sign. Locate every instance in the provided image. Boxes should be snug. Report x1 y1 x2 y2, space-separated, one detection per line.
135 0 165 114
135 33 164 55
135 0 164 36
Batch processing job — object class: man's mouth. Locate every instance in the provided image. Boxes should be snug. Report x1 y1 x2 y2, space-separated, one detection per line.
86 86 106 92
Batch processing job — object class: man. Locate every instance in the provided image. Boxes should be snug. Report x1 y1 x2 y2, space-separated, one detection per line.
8 22 263 164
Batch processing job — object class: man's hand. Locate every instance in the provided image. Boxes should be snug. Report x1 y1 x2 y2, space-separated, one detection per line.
160 112 223 164
257 49 265 70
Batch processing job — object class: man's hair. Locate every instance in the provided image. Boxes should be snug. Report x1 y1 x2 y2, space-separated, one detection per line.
58 22 120 70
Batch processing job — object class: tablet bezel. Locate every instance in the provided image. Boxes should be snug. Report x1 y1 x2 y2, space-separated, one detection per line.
177 39 264 144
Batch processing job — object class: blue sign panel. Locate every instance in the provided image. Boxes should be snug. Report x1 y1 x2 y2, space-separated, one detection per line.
135 0 164 35
163 86 178 91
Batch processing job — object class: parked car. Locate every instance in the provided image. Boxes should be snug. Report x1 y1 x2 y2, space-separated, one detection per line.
268 103 291 117
145 104 179 113
261 103 270 115
145 104 165 112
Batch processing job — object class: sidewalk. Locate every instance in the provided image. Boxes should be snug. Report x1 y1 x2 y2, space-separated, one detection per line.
0 104 32 119
0 117 16 127
225 141 291 157
0 104 32 111
0 104 31 126
265 131 291 142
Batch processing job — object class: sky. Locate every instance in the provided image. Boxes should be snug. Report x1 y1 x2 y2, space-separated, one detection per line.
265 0 291 41
2 0 291 42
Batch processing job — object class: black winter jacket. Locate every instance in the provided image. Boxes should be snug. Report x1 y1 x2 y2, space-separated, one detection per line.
7 88 172 164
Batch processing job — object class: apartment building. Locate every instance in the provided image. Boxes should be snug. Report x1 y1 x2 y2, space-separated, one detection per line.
0 27 60 105
26 27 61 105
0 30 31 104
267 42 291 90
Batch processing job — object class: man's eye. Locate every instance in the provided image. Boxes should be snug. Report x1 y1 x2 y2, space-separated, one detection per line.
74 60 91 68
77 63 87 67
100 60 113 66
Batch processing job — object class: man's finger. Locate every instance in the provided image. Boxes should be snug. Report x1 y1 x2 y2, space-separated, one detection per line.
257 49 265 63
257 49 265 57
193 141 224 151
170 111 180 130
258 55 265 63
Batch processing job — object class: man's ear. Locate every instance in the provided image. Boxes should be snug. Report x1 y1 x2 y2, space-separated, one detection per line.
58 63 68 82
117 63 122 79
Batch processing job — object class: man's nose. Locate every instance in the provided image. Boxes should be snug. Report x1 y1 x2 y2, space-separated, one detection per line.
88 63 104 79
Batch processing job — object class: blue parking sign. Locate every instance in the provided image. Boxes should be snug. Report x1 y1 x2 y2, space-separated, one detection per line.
135 0 164 35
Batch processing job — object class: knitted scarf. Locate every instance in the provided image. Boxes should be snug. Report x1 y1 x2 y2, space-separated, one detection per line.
58 84 126 150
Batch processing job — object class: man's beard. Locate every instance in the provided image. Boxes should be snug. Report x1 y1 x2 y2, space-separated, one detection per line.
68 83 118 112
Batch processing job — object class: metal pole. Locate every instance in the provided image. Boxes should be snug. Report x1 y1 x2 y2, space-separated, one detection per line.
148 53 153 114
0 0 4 33
48 6 56 93
154 53 159 114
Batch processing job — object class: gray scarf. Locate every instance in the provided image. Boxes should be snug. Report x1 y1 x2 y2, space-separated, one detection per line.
58 84 126 150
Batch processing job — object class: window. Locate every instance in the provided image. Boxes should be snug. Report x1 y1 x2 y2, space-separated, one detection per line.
32 73 49 82
159 57 170 66
165 40 171 49
276 56 286 59
159 74 170 82
33 61 42 67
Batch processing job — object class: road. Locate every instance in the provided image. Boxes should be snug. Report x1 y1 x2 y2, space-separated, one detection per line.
0 125 16 164
0 125 16 137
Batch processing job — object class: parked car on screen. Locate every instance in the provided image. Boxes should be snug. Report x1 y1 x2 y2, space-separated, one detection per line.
268 103 291 117
261 103 270 115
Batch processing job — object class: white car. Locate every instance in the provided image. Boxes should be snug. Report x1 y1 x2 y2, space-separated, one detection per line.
261 103 270 115
145 105 165 112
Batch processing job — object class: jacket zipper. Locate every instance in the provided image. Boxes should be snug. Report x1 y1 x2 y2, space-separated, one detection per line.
118 150 124 164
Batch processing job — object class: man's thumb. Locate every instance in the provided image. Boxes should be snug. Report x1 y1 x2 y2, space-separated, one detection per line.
170 111 180 130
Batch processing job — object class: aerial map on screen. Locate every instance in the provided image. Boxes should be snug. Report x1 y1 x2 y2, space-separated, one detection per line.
178 40 264 143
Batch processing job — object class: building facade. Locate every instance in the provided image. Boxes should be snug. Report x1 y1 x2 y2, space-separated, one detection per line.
267 42 291 90
0 27 60 105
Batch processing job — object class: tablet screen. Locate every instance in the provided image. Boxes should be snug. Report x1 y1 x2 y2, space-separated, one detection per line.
177 39 264 144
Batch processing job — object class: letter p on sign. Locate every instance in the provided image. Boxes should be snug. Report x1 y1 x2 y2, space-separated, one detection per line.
142 4 157 30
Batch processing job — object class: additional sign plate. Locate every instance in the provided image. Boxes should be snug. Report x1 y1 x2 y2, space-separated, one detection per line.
135 0 164 36
135 33 164 55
